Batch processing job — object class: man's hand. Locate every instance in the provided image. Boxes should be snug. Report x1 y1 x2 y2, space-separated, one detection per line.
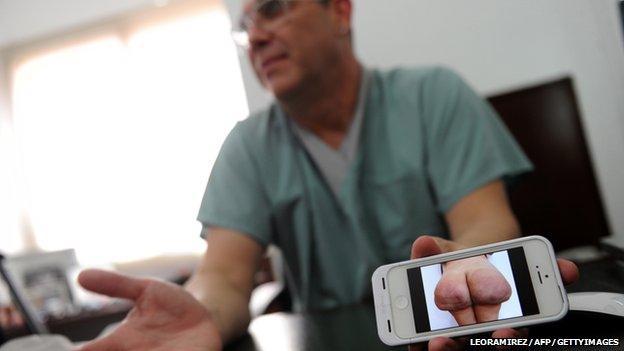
408 236 579 351
435 255 511 325
77 269 222 351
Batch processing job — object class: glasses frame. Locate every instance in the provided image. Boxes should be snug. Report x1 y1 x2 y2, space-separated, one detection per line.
231 0 329 49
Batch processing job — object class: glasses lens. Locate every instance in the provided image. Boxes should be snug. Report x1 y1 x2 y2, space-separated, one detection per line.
236 0 285 34
257 0 286 20
233 0 288 47
231 30 250 48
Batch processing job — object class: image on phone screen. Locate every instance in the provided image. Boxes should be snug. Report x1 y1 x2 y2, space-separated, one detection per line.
406 247 540 332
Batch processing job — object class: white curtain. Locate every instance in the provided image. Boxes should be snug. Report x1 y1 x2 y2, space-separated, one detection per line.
1 1 248 266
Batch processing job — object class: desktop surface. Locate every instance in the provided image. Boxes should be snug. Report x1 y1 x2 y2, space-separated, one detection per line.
225 257 624 351
2 257 623 350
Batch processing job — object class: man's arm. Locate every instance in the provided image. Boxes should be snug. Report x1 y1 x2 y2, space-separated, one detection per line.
445 179 520 248
429 180 521 324
184 227 263 343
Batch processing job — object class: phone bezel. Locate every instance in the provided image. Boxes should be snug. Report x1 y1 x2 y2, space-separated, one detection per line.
371 236 568 346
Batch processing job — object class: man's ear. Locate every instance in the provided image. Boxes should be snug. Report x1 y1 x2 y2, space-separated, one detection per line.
329 0 353 36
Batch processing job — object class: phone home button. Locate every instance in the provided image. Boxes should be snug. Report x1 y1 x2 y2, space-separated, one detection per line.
394 296 409 310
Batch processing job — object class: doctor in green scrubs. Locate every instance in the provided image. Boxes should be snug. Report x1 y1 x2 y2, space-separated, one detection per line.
76 1 580 351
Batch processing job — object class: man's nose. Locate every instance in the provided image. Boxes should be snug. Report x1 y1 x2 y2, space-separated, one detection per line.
247 22 271 51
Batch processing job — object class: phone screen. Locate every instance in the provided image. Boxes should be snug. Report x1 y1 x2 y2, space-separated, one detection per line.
406 247 539 332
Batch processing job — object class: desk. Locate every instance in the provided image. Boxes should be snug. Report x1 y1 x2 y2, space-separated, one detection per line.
3 303 131 342
227 258 624 351
3 259 623 349
225 306 624 351
228 304 399 351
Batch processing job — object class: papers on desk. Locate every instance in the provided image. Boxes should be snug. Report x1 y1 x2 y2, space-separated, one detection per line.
0 335 73 351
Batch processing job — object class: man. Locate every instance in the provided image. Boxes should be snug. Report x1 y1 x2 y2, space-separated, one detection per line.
76 1 579 351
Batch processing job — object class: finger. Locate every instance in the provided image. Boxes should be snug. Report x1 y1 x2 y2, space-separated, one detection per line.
556 259 579 285
492 328 529 350
411 236 443 259
428 336 461 351
474 304 501 323
78 269 147 301
518 328 529 337
466 267 511 305
492 328 520 339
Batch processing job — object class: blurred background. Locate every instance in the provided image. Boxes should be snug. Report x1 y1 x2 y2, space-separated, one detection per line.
0 0 623 341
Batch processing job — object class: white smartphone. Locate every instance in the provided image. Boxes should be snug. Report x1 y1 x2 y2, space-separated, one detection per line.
371 236 568 345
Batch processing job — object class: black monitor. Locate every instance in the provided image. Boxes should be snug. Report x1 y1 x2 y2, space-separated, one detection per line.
620 1 624 42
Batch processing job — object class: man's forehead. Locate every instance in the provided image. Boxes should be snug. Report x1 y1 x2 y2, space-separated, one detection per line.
241 0 259 14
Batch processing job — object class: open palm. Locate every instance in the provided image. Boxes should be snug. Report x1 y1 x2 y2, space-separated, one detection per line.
77 269 222 351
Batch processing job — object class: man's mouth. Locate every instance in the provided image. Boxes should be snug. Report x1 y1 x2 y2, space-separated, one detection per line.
261 53 288 73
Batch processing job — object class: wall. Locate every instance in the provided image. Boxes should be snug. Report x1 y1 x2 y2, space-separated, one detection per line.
0 0 155 49
225 0 624 247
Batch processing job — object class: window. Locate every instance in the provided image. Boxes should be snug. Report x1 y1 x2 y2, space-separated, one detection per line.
2 0 248 266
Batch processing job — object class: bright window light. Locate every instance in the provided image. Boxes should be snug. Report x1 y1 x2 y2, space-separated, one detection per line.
0 117 23 254
11 6 248 266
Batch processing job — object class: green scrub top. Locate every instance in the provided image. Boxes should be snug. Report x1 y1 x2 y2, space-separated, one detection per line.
197 66 532 312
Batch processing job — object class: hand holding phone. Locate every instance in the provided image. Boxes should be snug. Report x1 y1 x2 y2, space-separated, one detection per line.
372 235 579 349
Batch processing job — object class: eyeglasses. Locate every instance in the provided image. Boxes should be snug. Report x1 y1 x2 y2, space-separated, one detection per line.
231 0 325 49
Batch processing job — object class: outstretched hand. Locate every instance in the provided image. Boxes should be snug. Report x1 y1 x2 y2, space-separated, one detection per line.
408 236 579 351
76 269 222 351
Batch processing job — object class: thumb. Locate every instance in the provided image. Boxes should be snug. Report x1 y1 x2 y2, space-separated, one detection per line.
78 269 148 301
411 235 443 259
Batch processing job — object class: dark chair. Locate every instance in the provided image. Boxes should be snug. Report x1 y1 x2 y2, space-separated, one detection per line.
487 77 611 251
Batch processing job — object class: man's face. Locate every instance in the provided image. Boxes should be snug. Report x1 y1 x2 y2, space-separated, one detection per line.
241 0 341 99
